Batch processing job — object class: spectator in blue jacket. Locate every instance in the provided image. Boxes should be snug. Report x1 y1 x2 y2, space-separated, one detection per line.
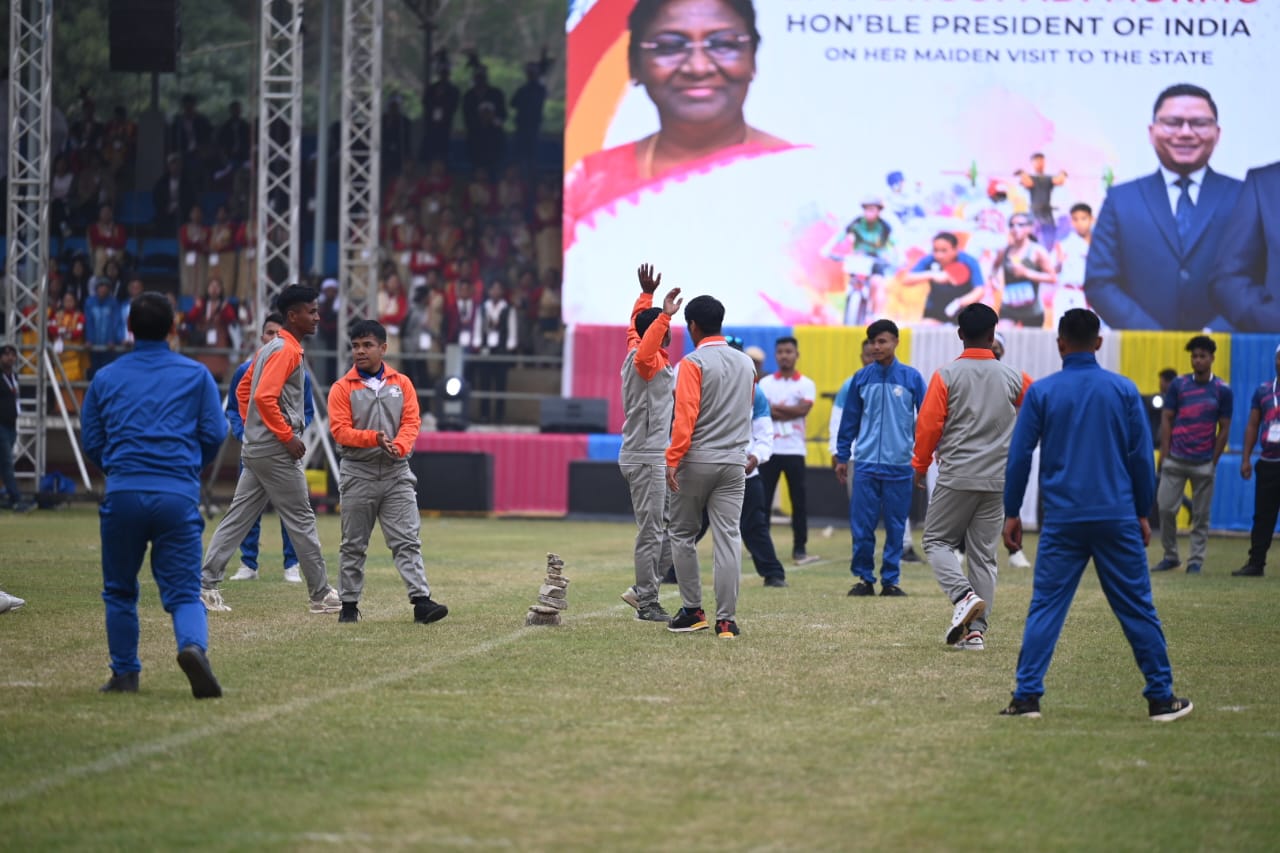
80 291 225 698
225 312 315 583
835 319 927 597
83 279 124 377
1000 308 1192 722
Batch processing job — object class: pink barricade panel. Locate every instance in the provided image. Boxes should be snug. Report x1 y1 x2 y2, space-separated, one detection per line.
567 324 687 432
413 432 590 515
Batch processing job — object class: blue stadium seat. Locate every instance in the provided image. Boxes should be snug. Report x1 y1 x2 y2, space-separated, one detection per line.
137 237 179 277
117 191 154 226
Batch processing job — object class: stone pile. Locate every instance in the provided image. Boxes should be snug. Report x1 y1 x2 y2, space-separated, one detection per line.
524 552 569 626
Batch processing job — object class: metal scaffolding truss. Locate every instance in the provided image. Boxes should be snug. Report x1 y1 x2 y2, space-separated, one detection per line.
255 0 305 323
336 0 384 359
4 0 54 487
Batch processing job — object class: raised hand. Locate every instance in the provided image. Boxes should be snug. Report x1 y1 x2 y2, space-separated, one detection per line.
637 263 662 294
662 287 683 317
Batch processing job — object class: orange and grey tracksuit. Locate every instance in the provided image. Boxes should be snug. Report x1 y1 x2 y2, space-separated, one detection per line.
666 336 756 621
202 329 336 604
619 293 674 609
913 348 1029 633
328 363 433 603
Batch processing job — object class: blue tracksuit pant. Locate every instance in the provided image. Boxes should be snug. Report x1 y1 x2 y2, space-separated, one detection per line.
240 517 299 570
100 491 209 675
1014 520 1173 702
850 474 912 586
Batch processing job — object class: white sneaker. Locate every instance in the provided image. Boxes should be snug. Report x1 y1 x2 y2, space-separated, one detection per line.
201 587 232 612
1009 550 1032 569
309 587 342 614
955 630 985 651
229 565 259 581
282 565 302 584
0 590 26 614
945 591 985 645
620 586 640 610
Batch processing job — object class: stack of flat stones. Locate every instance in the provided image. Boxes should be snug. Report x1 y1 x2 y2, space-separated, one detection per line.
524 552 569 626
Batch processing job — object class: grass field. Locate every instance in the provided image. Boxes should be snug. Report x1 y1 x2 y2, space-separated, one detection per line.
0 507 1277 851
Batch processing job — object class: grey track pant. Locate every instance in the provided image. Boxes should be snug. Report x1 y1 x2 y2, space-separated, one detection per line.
923 485 1002 634
621 462 671 608
1157 457 1215 565
202 452 331 601
338 471 431 602
669 461 744 622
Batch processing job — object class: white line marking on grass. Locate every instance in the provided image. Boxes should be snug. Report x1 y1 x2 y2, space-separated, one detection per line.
0 602 631 807
3 561 834 805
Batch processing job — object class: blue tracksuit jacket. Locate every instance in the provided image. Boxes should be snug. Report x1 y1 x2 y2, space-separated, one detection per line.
835 358 927 480
81 340 227 503
1004 351 1156 523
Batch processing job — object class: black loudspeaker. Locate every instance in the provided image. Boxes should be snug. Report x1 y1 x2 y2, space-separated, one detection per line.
109 0 179 73
806 466 851 524
539 397 609 434
408 452 494 512
567 460 634 517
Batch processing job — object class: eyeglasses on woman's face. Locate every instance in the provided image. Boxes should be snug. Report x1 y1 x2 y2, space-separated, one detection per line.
638 32 753 67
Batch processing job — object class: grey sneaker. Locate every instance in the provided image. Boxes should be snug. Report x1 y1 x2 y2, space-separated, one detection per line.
635 602 670 623
309 587 342 614
201 587 232 612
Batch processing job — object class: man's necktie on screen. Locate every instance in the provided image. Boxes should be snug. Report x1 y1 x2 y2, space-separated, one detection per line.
1175 175 1195 245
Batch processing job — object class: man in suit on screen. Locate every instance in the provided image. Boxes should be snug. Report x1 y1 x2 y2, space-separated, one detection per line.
1210 160 1280 332
1085 84 1241 331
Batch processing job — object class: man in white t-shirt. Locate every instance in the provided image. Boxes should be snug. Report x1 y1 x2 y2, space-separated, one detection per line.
758 336 821 565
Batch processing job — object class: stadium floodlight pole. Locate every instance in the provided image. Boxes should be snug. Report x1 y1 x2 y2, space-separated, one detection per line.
336 0 384 362
4 0 54 490
311 0 333 276
256 0 304 324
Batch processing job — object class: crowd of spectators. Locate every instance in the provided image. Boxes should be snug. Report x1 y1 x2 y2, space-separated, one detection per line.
27 50 563 425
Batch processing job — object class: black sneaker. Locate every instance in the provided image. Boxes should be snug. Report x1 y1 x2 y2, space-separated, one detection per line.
999 695 1042 718
1148 696 1194 722
338 602 361 623
635 602 670 623
1150 558 1181 573
901 546 924 563
99 671 139 694
847 581 876 597
763 576 788 588
715 619 740 639
1232 563 1264 577
667 607 708 633
412 596 449 624
177 645 222 699
880 583 907 597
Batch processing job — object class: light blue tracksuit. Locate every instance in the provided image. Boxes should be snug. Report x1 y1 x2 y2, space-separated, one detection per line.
836 358 926 586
